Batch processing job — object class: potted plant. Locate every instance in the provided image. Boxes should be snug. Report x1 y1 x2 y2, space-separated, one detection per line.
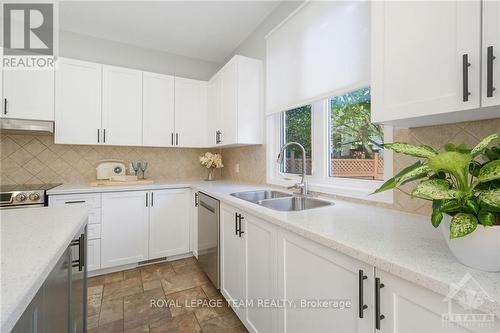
374 133 500 271
199 152 224 181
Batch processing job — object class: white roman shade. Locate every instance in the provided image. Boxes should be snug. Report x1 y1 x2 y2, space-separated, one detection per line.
266 0 370 115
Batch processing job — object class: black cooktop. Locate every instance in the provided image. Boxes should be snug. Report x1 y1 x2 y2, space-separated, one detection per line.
0 183 62 193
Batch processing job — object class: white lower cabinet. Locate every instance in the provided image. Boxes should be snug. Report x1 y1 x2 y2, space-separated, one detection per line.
245 213 278 333
220 204 246 319
276 230 374 333
376 269 499 333
149 189 190 259
101 191 149 268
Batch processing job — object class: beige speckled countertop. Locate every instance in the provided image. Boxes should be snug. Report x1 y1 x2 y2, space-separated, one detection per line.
1 206 88 332
47 181 500 318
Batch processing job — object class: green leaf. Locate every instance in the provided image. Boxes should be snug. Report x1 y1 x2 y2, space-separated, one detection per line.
471 133 500 157
431 210 443 228
479 189 500 212
438 199 463 213
478 160 500 183
398 164 432 185
444 143 456 152
449 213 478 239
372 161 422 194
427 152 471 188
382 142 438 158
465 197 479 214
478 210 495 226
469 160 482 177
411 179 462 200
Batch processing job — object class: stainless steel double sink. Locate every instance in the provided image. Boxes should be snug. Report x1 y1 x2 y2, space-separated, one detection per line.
230 190 333 211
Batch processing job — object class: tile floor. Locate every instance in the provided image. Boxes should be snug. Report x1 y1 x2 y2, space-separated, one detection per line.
87 257 248 333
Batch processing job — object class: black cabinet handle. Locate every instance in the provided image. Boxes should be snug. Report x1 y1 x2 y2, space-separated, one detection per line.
216 130 222 144
358 270 368 318
151 192 154 207
194 192 199 207
462 54 471 102
4 98 7 115
176 133 179 146
238 214 245 237
171 133 174 146
146 192 148 207
97 129 100 143
71 233 85 271
103 129 106 143
487 46 496 98
375 277 385 330
65 200 85 204
235 213 239 235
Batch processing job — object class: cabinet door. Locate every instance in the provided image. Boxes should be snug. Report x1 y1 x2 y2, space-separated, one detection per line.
482 0 500 107
376 269 499 333
149 189 190 259
245 214 277 333
371 1 481 123
220 204 245 318
277 230 374 333
143 72 175 147
207 75 222 146
101 191 149 268
174 77 208 147
3 67 54 120
220 62 238 145
55 58 102 144
11 287 44 333
102 65 143 146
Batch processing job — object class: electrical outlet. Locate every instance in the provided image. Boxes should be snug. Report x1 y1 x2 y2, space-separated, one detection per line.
235 163 240 173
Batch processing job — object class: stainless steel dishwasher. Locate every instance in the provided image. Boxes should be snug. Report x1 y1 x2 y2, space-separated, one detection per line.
197 192 220 289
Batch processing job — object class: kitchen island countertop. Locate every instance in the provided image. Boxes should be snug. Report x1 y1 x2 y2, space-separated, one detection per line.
1 206 88 332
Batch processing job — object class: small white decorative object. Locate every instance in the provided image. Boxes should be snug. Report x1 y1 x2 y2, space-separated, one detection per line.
199 152 223 181
441 214 500 272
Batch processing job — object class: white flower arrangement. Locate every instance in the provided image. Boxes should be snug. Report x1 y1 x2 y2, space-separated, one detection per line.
199 152 224 169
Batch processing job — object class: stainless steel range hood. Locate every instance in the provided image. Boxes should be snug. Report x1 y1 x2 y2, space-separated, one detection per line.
0 118 54 135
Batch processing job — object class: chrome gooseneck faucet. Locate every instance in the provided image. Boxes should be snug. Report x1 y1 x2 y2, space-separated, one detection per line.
277 142 308 196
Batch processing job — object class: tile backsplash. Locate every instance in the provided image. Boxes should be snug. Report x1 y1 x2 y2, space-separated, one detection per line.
0 134 209 185
1 118 498 216
220 118 500 216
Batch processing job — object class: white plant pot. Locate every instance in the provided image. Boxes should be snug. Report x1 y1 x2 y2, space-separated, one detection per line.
440 214 500 272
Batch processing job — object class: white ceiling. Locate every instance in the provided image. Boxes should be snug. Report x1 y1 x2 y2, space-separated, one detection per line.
59 1 281 63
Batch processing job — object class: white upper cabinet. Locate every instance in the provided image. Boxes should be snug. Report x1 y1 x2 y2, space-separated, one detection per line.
142 72 175 147
2 66 55 121
482 0 500 107
208 55 263 147
102 65 143 146
174 77 208 147
55 58 102 145
371 0 496 127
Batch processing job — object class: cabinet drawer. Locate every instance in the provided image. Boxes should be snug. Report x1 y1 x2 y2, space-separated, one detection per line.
87 223 101 240
49 193 101 208
87 239 101 272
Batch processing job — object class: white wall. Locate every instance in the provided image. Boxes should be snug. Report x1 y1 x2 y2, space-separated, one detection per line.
59 30 221 80
231 1 304 61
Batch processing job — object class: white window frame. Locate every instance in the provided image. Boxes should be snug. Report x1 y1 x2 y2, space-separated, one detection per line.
266 98 394 204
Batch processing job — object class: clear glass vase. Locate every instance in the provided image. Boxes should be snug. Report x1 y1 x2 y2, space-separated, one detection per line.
206 168 215 181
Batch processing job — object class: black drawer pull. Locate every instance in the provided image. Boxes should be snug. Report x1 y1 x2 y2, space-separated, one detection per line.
65 200 85 204
238 214 244 237
358 270 368 318
235 213 239 235
462 54 471 102
375 277 385 330
487 46 496 98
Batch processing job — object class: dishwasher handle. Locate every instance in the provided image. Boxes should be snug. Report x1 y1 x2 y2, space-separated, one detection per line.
199 200 216 214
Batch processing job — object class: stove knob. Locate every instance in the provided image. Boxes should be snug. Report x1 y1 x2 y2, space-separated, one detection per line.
29 192 40 201
15 193 27 202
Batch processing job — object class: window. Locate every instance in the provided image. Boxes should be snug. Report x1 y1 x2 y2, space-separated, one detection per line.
329 88 384 180
280 105 312 175
268 87 393 203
